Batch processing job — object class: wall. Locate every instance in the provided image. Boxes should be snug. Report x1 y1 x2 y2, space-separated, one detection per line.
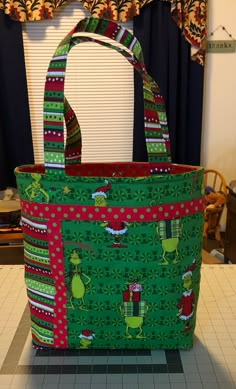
201 0 236 187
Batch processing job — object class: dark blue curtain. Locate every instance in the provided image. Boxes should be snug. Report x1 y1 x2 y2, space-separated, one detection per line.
0 11 34 190
133 0 204 166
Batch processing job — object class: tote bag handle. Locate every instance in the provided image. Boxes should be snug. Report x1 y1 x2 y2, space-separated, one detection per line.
43 17 171 175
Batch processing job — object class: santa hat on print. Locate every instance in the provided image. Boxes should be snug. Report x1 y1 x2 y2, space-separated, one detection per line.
92 180 111 199
182 259 196 279
79 329 95 340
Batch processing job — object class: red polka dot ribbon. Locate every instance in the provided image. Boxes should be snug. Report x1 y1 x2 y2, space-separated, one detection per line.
47 220 68 348
21 197 204 222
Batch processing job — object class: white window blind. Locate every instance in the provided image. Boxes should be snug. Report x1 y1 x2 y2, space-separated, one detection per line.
22 2 134 164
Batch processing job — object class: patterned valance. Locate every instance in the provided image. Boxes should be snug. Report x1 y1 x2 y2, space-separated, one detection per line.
0 0 154 21
0 0 207 64
171 0 207 65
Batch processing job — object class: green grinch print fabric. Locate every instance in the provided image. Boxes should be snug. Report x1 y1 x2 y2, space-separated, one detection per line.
62 214 203 350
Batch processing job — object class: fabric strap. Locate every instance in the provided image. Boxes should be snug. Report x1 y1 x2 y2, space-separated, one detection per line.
43 17 171 174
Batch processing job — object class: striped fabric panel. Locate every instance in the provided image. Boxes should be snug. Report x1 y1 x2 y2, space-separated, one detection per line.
25 276 55 348
24 244 50 271
75 17 144 66
31 322 54 347
21 212 55 348
64 97 82 165
43 34 71 171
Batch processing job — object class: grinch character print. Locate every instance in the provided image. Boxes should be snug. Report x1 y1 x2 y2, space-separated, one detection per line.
120 281 148 339
92 180 129 248
177 259 196 333
91 180 111 206
25 173 49 203
79 329 95 349
65 248 91 311
156 218 182 265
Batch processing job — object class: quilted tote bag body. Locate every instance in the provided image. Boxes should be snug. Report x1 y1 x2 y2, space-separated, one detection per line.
15 17 204 350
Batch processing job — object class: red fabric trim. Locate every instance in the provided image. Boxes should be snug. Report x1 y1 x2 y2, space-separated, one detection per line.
47 220 68 349
21 197 204 222
17 162 200 176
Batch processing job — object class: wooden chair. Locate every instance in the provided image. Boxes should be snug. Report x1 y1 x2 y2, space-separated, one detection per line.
203 169 227 246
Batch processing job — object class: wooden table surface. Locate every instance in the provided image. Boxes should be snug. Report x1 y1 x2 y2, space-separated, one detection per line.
202 249 221 264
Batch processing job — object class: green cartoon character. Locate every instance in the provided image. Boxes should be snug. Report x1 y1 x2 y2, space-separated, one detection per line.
79 329 95 349
156 218 182 265
65 249 91 310
91 180 111 206
25 173 49 203
177 259 196 333
92 181 129 247
102 220 129 248
120 281 148 339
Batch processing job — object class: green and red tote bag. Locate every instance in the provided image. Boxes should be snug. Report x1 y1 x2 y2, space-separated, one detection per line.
15 17 204 350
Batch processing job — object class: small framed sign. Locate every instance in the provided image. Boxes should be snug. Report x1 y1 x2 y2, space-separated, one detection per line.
206 40 235 53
